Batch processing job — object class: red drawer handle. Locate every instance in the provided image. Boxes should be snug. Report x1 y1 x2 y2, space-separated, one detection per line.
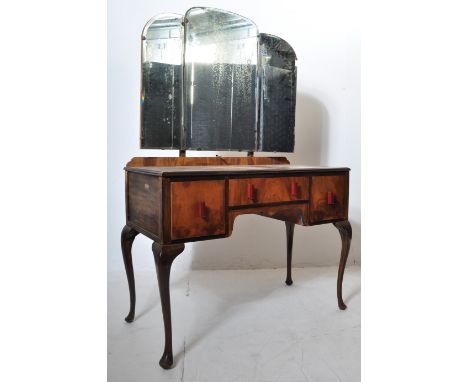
247 184 255 201
291 182 298 197
197 201 206 218
327 191 334 205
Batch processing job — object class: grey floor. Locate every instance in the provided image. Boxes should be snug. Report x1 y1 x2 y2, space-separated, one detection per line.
108 266 360 382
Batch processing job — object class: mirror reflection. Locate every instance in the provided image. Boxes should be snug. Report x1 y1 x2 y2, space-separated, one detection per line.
184 8 258 150
140 8 297 153
141 14 183 149
259 34 297 152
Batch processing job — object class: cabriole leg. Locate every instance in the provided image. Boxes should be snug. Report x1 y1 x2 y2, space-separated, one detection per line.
285 221 295 285
152 242 185 369
333 220 352 310
121 225 139 323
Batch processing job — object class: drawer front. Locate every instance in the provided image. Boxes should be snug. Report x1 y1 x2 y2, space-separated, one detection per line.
228 176 309 206
171 180 225 240
310 174 348 223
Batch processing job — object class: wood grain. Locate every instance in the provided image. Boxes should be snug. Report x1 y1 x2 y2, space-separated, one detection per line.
122 156 353 370
228 176 309 206
127 172 162 236
310 174 349 223
127 156 290 167
227 203 308 236
170 180 226 240
126 165 350 177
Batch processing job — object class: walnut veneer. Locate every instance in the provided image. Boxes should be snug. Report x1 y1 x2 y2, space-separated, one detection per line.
122 156 352 369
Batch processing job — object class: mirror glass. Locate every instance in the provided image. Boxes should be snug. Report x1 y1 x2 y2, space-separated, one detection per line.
141 14 183 149
184 8 258 151
139 8 298 152
258 34 297 152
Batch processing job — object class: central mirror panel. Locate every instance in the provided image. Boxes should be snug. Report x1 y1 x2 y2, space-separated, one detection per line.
184 7 258 151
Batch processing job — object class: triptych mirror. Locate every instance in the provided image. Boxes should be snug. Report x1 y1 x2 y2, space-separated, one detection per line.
140 7 297 152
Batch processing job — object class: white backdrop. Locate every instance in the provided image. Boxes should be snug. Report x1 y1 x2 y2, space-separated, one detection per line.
108 0 360 274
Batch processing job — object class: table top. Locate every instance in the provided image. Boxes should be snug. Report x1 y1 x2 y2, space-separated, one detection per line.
125 165 350 177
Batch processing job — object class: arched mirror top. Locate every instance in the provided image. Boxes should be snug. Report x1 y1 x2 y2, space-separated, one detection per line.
140 7 297 153
142 13 184 40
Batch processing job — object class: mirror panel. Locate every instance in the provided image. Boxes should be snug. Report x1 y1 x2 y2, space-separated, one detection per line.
258 33 297 152
139 9 298 153
141 14 184 149
184 8 258 150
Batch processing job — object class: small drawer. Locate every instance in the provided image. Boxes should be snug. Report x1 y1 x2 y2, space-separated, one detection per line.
310 174 348 223
228 176 309 206
171 180 225 240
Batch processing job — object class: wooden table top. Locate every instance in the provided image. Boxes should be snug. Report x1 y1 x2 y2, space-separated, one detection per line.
125 165 350 177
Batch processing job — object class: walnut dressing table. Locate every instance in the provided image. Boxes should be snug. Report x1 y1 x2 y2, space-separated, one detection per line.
122 7 352 370
122 156 351 368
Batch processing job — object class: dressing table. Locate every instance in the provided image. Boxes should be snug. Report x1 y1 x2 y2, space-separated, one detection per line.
121 7 352 369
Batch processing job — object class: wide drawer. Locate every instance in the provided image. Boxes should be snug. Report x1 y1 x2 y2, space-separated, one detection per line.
171 180 225 240
310 174 348 223
228 176 309 206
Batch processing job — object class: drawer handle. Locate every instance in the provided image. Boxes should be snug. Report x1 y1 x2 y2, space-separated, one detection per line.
327 191 335 205
247 184 255 201
291 182 298 197
197 201 206 219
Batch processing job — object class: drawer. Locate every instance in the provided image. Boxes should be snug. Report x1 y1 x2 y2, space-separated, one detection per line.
171 180 226 240
310 174 348 223
228 176 309 206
